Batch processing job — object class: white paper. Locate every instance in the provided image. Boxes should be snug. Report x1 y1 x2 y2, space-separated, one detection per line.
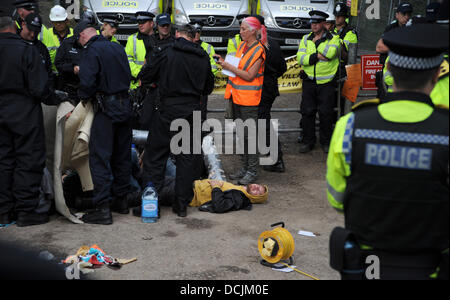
272 265 296 273
222 55 241 77
298 230 317 237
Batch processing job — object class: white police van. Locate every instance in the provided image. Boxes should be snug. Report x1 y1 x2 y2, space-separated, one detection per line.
256 0 334 50
81 0 164 42
171 0 253 51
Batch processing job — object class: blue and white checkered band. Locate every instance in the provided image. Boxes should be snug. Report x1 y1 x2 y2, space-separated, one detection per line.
389 51 444 70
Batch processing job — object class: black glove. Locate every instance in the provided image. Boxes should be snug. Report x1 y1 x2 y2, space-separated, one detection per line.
54 90 69 105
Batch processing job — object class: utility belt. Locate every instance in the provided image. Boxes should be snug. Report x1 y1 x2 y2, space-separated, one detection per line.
329 227 448 280
93 91 131 123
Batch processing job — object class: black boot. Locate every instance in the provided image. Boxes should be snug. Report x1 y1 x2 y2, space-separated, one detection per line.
81 204 113 225
263 157 285 173
111 195 129 214
16 212 49 227
0 213 12 225
299 143 314 153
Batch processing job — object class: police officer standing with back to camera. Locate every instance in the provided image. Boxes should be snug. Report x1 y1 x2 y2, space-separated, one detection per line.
327 23 449 280
139 24 215 218
138 13 176 131
0 12 58 227
189 20 220 121
74 21 133 225
297 10 341 154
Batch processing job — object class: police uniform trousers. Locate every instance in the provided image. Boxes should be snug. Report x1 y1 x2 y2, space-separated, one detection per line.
0 100 46 215
258 93 283 162
89 95 132 207
300 79 336 146
143 105 203 213
140 87 158 131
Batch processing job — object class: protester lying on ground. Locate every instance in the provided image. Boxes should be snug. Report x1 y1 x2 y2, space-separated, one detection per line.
132 161 269 215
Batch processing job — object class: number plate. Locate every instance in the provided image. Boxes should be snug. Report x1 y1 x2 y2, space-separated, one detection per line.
201 36 223 43
285 38 301 45
115 34 130 41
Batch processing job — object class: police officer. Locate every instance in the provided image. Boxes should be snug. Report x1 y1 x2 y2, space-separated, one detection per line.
333 2 358 67
190 20 219 121
20 13 52 84
12 0 47 38
99 17 119 44
139 24 215 217
41 5 74 74
227 14 249 56
0 13 51 226
75 21 133 225
430 0 449 107
297 10 341 154
327 23 449 280
137 13 176 131
125 11 155 90
54 30 82 106
375 2 413 98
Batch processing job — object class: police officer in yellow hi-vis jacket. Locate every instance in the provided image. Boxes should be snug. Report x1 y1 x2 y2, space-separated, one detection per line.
41 5 73 74
297 10 341 154
125 11 155 90
327 23 449 280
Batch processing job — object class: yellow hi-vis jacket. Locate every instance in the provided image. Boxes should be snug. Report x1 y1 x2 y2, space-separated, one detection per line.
227 33 241 56
201 41 219 76
297 31 341 84
125 32 147 90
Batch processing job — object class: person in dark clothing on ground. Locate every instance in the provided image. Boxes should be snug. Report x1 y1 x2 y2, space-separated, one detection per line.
139 24 215 217
75 21 133 225
0 14 60 227
253 15 287 173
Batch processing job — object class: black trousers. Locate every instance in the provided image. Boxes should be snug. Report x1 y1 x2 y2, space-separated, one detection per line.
0 102 45 215
258 94 283 161
89 98 132 207
140 88 158 131
143 107 203 213
300 80 336 146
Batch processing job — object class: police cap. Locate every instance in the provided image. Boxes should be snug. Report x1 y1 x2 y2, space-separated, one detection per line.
24 12 42 32
14 0 37 10
334 2 349 17
156 13 171 26
135 11 155 23
383 23 449 70
189 20 204 32
102 16 119 28
74 20 95 39
397 2 413 14
309 10 329 23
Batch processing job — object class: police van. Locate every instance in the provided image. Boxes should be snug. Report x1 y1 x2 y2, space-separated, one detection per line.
256 0 334 50
81 0 164 42
171 0 253 51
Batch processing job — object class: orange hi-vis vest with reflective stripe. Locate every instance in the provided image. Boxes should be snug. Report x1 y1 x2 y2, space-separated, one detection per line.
225 41 266 106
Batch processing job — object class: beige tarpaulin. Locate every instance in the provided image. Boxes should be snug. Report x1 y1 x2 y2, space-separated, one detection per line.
54 102 95 224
